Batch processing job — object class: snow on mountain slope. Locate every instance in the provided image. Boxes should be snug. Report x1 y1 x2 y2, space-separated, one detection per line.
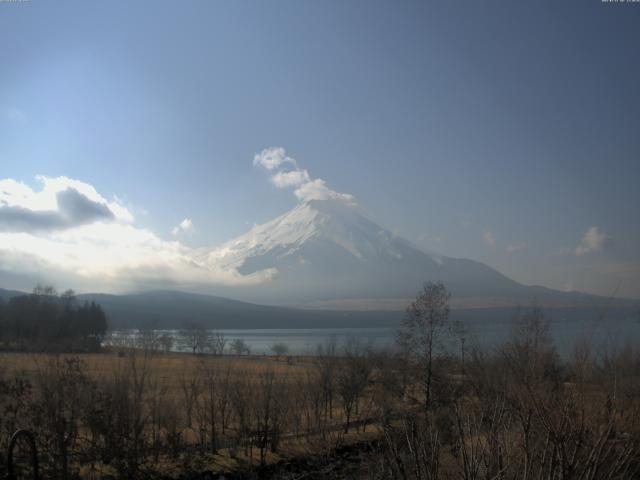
200 199 532 304
204 199 443 270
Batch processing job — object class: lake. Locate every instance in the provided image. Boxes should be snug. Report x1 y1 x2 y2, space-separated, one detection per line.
110 312 640 357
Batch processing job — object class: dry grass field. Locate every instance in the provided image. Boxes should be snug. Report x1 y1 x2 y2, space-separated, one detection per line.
2 305 640 479
0 350 314 387
0 348 387 479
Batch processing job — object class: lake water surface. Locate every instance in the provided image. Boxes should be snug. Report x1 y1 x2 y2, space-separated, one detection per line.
112 314 640 357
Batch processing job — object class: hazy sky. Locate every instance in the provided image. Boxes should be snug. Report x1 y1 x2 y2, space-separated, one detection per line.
1 1 639 298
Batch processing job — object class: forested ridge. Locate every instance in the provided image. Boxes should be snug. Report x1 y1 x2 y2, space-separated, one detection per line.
0 285 107 352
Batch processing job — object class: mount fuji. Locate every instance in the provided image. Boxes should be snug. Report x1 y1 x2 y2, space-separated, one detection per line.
200 199 600 309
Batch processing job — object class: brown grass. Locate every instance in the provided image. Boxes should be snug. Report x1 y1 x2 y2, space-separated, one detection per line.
0 350 313 385
0 350 379 478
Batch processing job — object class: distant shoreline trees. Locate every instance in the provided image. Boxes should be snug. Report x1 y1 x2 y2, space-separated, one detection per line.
0 285 108 352
177 322 228 356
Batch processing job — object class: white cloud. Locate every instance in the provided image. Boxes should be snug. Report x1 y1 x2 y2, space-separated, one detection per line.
254 146 356 205
294 179 355 203
506 243 526 253
0 175 274 291
0 176 133 232
575 226 611 256
171 218 194 236
483 229 496 247
270 169 310 188
0 223 273 291
253 147 297 171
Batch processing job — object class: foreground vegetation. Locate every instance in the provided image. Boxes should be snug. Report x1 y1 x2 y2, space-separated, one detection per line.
0 282 639 479
0 286 107 352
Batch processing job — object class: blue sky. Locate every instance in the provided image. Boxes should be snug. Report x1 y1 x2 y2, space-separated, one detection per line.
1 0 639 298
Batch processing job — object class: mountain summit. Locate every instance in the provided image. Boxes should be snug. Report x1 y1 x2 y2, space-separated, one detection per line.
202 199 581 308
207 199 442 271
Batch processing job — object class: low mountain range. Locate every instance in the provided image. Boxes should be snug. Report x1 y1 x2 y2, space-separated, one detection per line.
1 288 636 330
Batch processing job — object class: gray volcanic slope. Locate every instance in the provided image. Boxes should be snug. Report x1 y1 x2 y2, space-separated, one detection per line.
201 199 626 308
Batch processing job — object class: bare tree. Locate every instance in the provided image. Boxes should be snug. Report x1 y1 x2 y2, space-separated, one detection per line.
315 337 338 425
158 332 174 354
136 327 161 354
33 356 91 479
216 365 233 436
230 338 250 356
380 412 441 480
254 369 279 464
197 361 221 453
33 284 58 297
337 338 372 433
209 331 227 355
397 281 451 413
502 303 558 384
180 322 210 355
270 342 289 357
86 350 154 478
180 369 202 437
229 373 253 457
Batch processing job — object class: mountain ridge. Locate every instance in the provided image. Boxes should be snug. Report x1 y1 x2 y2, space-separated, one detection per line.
200 199 626 307
2 287 637 331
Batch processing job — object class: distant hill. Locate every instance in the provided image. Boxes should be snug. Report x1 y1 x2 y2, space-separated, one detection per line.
74 290 403 329
2 287 400 329
0 288 23 302
2 287 637 330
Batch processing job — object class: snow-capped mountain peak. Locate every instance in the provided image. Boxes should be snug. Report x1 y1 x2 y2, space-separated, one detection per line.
188 200 628 309
199 198 533 305
205 199 432 272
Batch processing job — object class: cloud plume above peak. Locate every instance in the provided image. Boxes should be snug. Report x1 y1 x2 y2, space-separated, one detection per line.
483 229 496 247
253 147 297 171
575 226 612 256
270 169 310 188
253 147 356 205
